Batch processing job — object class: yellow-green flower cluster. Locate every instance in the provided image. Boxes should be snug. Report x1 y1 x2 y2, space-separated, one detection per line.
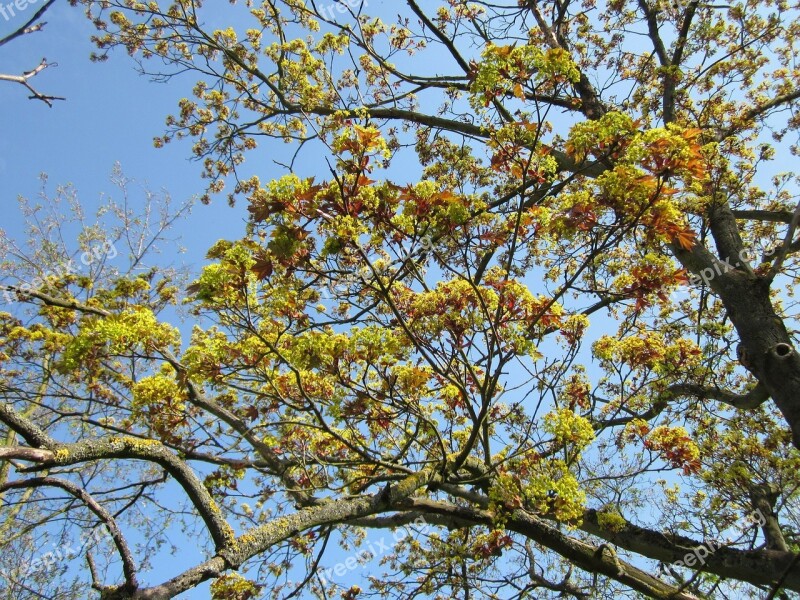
543 408 595 450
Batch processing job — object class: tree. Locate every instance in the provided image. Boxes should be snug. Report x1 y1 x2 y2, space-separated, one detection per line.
0 169 193 599
2 0 800 598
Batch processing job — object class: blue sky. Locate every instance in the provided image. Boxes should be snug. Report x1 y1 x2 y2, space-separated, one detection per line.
0 2 246 262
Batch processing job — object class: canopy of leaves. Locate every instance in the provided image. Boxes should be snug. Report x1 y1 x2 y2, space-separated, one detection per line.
2 1 800 599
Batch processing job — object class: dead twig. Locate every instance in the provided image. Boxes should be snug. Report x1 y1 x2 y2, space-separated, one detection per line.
0 58 65 106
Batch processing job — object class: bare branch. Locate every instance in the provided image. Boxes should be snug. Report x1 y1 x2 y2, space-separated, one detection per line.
0 404 234 554
0 58 65 106
732 209 794 224
0 446 55 463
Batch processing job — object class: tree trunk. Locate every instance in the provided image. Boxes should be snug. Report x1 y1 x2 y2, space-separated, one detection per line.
717 272 800 448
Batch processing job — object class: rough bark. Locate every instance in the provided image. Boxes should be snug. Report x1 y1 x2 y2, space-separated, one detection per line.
581 509 799 592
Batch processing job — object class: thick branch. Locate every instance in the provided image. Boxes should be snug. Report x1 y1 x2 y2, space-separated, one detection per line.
59 438 233 550
749 483 788 552
732 209 794 224
668 239 747 297
708 201 753 275
0 446 55 463
4 285 112 317
0 401 55 448
405 498 700 600
353 486 800 595
582 509 799 592
0 414 233 554
667 381 769 410
599 381 768 429
104 467 443 599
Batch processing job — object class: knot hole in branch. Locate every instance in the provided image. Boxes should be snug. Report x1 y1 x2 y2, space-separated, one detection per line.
770 343 794 360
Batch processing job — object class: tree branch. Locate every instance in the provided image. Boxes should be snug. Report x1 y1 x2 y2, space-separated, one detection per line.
720 88 800 139
0 58 65 106
582 508 800 592
0 476 139 592
101 467 443 599
404 498 701 600
598 381 769 429
525 1 606 119
0 407 234 554
0 0 57 48
766 197 800 283
732 209 794 224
